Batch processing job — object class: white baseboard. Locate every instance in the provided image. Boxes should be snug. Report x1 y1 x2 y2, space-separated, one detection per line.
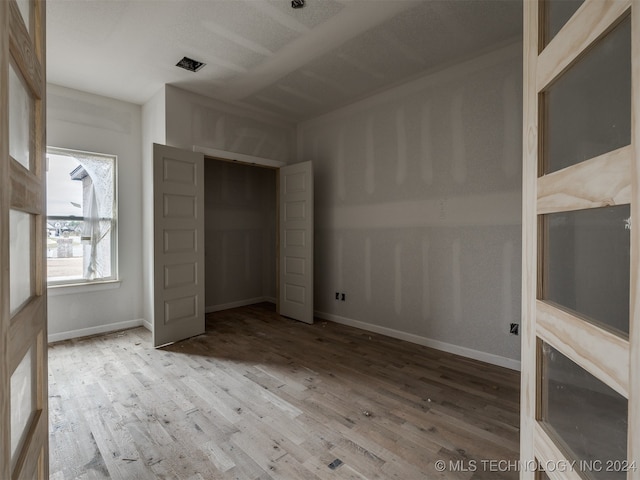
206 296 276 313
142 319 152 332
314 311 521 371
48 318 144 344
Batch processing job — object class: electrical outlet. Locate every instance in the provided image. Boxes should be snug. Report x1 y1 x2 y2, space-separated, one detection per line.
341 293 346 301
510 323 519 335
335 292 340 300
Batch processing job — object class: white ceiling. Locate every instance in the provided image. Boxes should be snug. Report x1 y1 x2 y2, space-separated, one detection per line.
47 0 522 122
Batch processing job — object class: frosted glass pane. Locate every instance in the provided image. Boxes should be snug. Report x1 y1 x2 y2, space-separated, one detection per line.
9 64 32 170
11 345 36 471
541 343 627 480
543 205 630 335
16 0 30 33
543 0 584 47
10 210 32 316
543 16 630 174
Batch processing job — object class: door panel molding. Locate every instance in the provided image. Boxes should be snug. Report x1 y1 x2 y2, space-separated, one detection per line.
537 145 632 214
8 1 43 98
537 300 629 397
9 297 45 371
9 161 44 213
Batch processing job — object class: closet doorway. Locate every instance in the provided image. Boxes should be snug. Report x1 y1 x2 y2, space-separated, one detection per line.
151 144 314 347
204 158 278 314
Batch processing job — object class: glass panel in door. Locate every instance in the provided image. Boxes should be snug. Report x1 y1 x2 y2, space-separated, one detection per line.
10 210 33 316
542 205 630 335
10 345 37 471
9 64 33 171
542 15 631 174
542 0 585 47
540 342 627 479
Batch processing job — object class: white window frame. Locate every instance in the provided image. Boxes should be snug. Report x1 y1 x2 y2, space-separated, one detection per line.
46 146 118 287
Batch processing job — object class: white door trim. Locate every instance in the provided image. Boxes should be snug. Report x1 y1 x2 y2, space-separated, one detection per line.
192 145 286 169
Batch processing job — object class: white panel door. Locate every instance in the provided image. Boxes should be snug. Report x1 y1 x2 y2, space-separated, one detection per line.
279 161 314 324
153 144 205 347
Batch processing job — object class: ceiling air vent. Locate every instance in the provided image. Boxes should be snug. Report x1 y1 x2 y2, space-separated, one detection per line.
291 0 304 8
176 57 206 72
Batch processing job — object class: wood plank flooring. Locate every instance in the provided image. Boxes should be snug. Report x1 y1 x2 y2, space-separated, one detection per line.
48 303 520 479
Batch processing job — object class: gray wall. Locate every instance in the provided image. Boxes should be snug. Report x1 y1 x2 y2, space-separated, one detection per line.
49 42 527 369
47 84 144 341
141 85 294 329
204 160 276 310
141 86 166 330
165 85 296 162
299 43 523 367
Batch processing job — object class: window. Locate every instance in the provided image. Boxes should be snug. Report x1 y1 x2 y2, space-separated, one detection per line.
46 147 117 285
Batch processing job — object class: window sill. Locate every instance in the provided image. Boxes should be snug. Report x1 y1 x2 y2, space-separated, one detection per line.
47 280 121 297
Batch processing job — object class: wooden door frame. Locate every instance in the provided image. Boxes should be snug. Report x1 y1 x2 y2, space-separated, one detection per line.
1 0 48 478
522 1 639 478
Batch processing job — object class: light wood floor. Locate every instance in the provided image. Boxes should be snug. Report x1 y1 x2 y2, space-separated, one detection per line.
48 303 520 479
